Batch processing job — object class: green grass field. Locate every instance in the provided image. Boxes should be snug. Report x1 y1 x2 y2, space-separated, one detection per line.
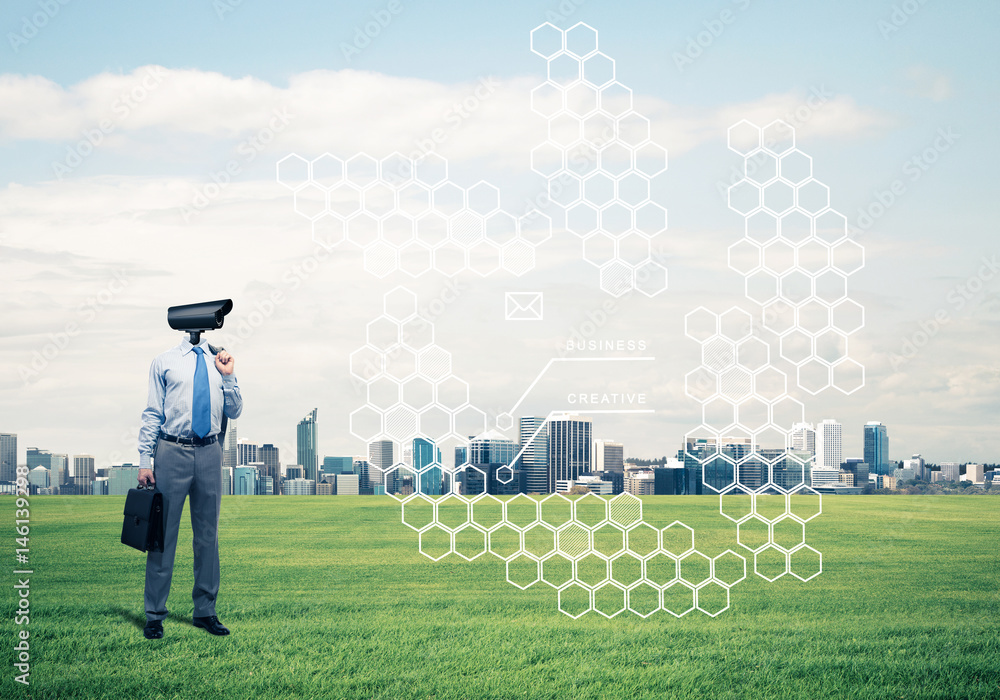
2 495 998 700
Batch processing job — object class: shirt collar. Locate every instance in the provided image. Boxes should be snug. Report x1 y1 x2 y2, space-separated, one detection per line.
178 337 211 356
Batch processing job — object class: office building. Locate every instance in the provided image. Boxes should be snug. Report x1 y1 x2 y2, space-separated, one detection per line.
0 433 16 483
470 430 516 466
27 447 52 470
297 408 319 483
517 416 549 493
454 446 467 468
353 459 370 489
258 444 280 495
791 423 816 455
863 422 890 475
322 456 354 476
51 454 69 487
840 459 869 489
594 440 624 473
368 440 393 488
223 419 239 469
547 415 592 493
413 438 443 495
28 466 50 490
557 474 613 495
652 464 685 495
73 454 95 493
967 463 984 484
624 470 656 495
283 478 316 495
336 473 360 495
939 462 960 482
234 466 259 495
285 465 304 480
815 420 842 469
903 454 926 481
810 468 840 487
893 466 916 482
221 467 233 495
108 465 140 495
236 439 258 467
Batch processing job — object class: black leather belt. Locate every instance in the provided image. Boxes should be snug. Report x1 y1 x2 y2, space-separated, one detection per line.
158 431 217 446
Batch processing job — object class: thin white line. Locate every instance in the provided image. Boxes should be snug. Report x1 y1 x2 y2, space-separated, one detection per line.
508 356 657 414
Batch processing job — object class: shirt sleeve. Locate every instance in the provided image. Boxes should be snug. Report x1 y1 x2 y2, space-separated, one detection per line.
138 357 166 469
222 374 243 420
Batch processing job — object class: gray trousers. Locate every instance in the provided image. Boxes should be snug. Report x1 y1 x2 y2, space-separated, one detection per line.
145 436 223 621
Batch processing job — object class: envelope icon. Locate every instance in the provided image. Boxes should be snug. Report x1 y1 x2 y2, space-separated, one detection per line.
505 291 543 321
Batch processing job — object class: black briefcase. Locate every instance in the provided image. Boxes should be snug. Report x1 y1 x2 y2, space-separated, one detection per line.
121 485 164 553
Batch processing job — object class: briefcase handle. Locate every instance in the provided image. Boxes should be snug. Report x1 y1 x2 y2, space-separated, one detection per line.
136 483 156 491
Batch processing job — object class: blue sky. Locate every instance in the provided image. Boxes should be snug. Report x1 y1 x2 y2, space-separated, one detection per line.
1 0 998 468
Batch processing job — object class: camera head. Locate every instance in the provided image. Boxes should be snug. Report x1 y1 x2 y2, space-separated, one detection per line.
167 299 233 346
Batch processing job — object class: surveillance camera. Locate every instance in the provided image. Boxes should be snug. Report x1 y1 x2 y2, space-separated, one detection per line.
167 299 233 345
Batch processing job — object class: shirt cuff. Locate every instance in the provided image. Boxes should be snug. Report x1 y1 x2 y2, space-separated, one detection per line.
139 453 152 470
222 374 238 387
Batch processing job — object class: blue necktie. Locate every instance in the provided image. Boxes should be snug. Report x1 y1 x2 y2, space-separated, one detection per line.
191 346 211 438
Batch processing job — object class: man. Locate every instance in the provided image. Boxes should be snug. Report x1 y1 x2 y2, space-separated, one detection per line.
136 335 243 640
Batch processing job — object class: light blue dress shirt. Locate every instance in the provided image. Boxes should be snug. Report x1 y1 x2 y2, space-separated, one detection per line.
138 338 243 469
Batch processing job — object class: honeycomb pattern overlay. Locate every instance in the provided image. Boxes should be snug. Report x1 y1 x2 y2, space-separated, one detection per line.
529 22 669 298
725 119 865 396
278 151 551 278
401 490 753 619
349 287 487 452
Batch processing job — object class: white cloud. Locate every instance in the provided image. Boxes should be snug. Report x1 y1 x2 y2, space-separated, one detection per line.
0 66 895 173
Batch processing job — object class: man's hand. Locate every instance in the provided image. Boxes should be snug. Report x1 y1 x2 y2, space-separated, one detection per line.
215 350 235 375
138 468 155 487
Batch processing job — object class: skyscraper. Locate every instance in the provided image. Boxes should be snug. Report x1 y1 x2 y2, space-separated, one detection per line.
236 439 258 467
51 453 68 487
259 444 280 495
548 415 592 493
1 434 18 483
368 440 393 488
413 438 443 495
791 423 816 455
815 419 842 469
234 466 259 495
297 408 318 483
223 419 239 470
517 416 549 493
73 454 95 480
863 421 890 475
469 430 516 465
593 439 624 473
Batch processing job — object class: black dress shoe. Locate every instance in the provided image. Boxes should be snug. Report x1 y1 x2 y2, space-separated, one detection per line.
143 620 163 640
192 615 230 636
